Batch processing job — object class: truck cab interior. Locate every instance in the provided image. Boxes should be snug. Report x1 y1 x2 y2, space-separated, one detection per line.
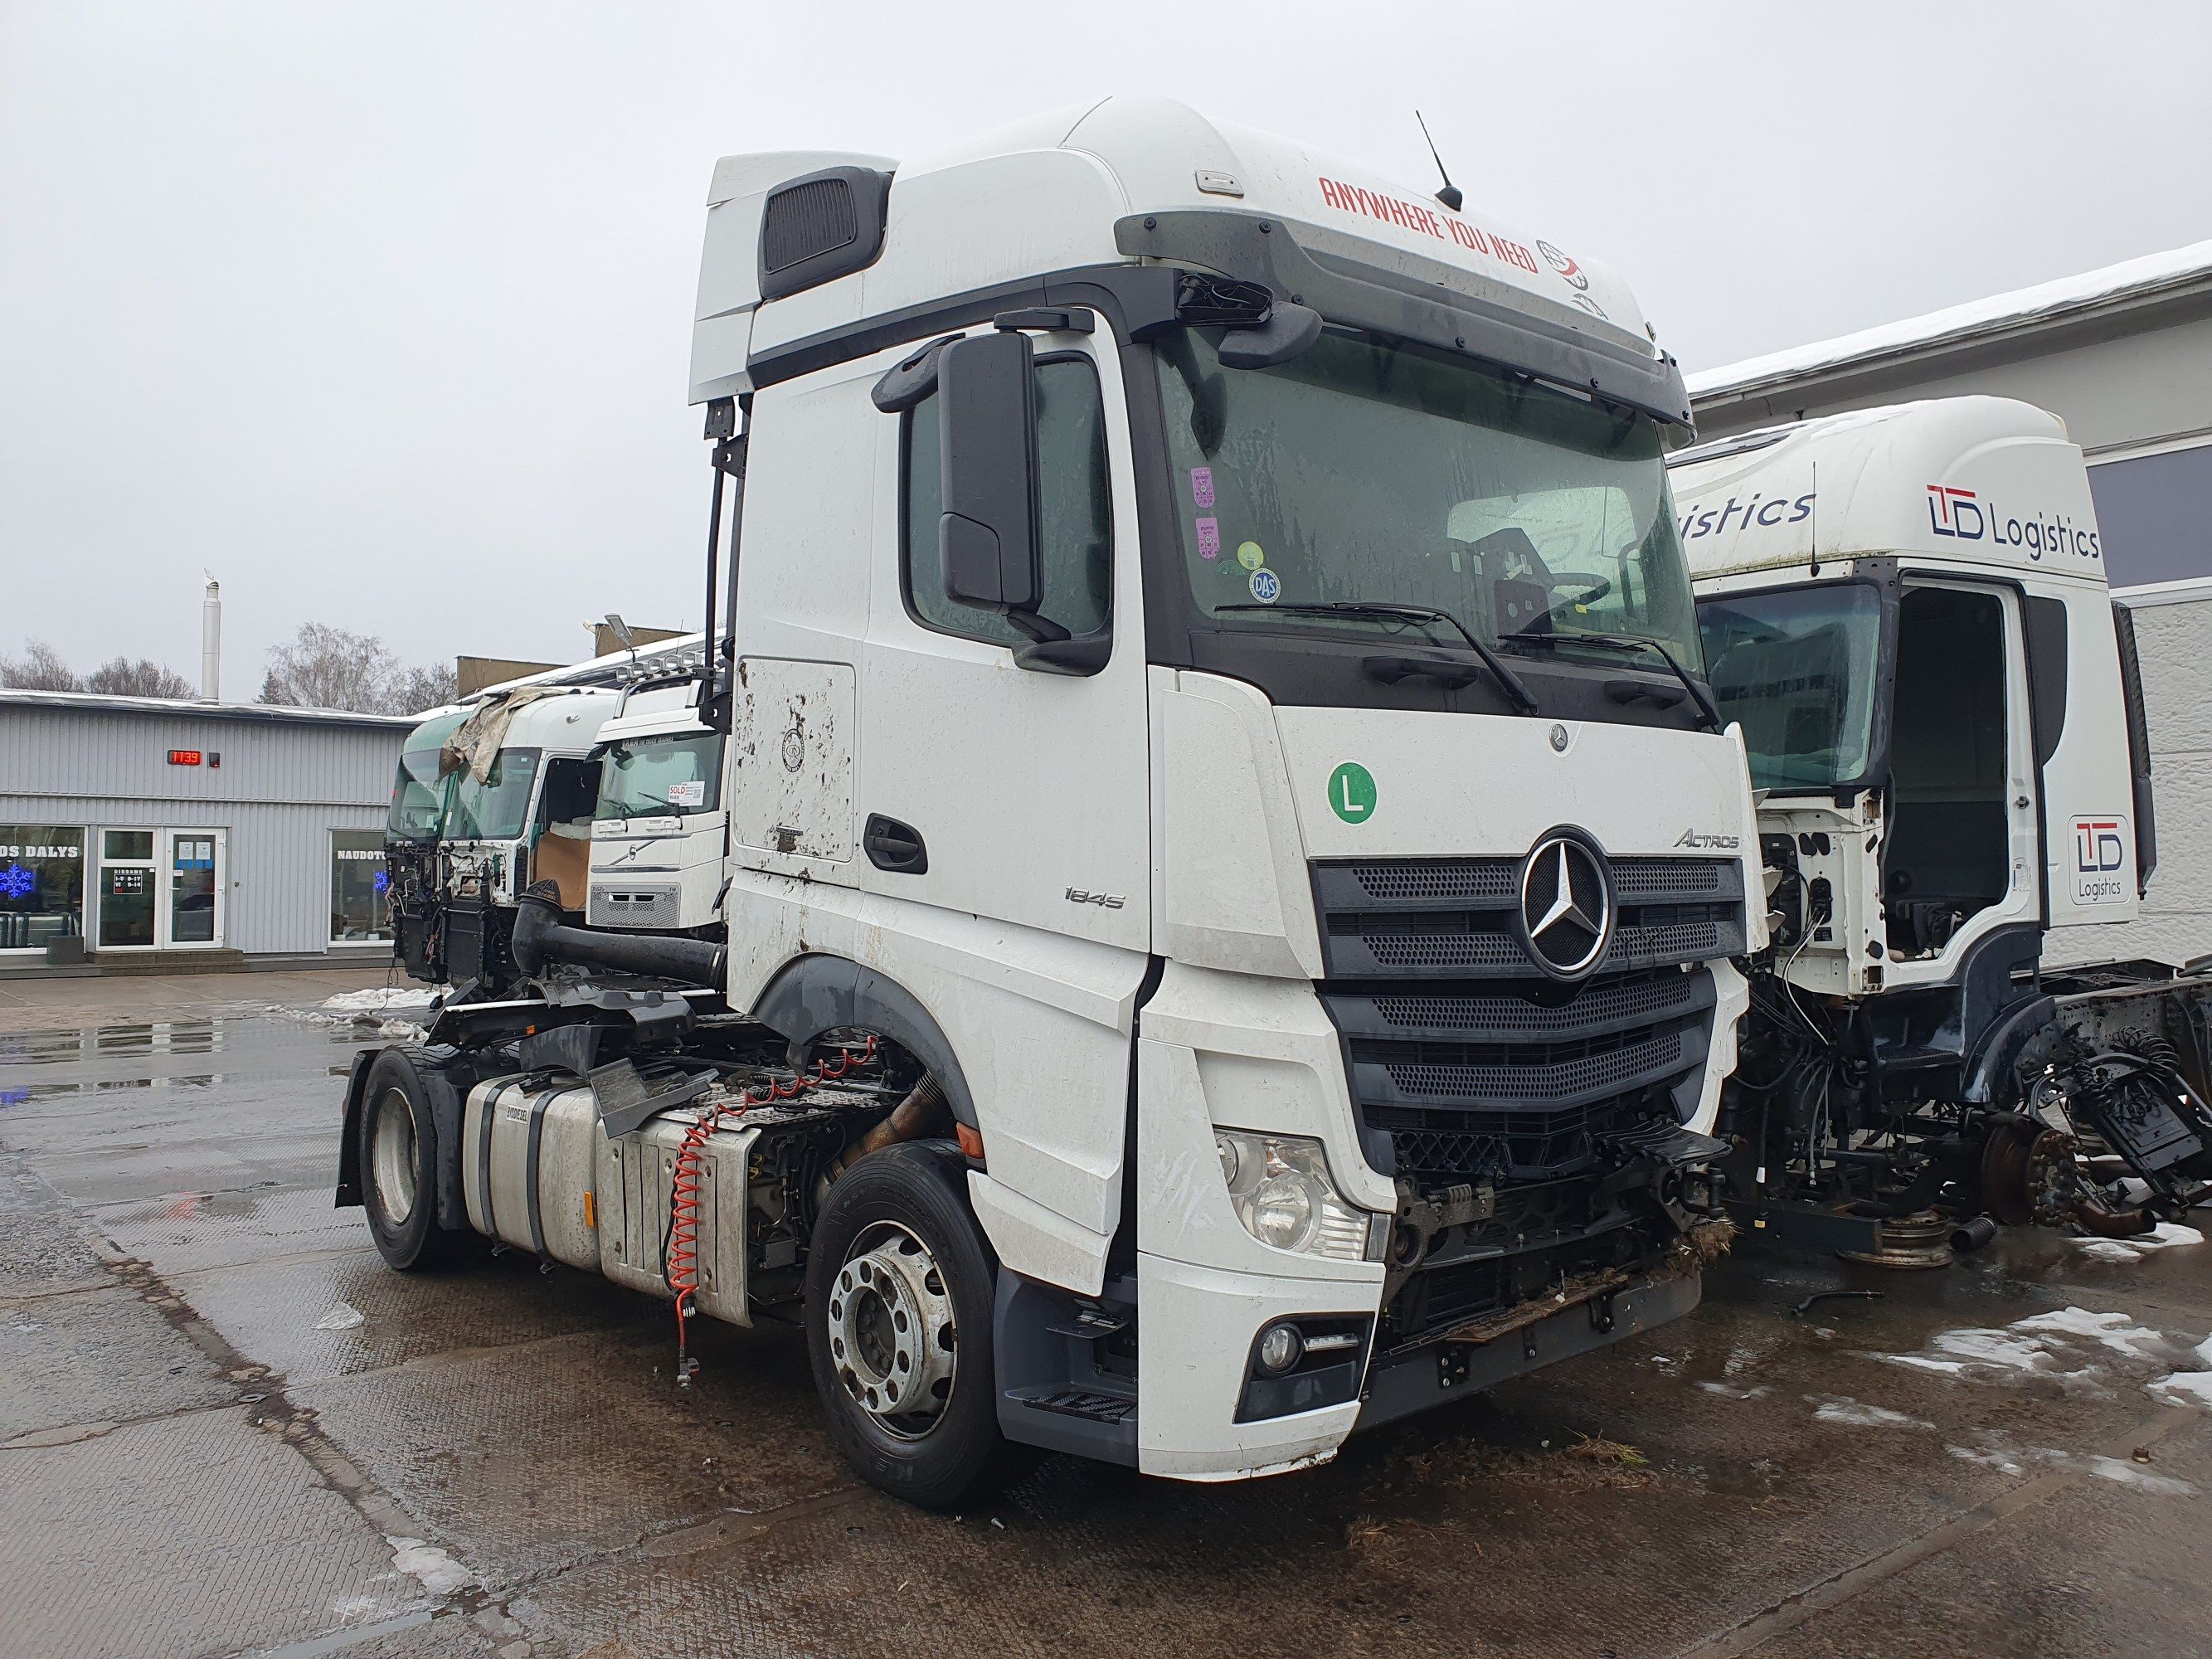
1881 584 2012 957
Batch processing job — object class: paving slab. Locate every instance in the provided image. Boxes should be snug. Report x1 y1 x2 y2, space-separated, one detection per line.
175 1243 666 1387
292 1314 854 1588
0 1404 423 1659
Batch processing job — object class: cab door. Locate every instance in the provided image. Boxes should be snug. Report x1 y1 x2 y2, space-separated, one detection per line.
1878 579 2041 985
855 319 1150 953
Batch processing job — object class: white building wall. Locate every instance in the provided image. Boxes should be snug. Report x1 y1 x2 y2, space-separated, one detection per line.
2048 581 2212 971
0 699 408 961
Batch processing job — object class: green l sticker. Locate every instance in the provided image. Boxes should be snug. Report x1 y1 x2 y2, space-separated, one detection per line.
1328 761 1376 824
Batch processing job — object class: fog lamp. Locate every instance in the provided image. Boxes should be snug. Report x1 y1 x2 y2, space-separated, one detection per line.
1256 1321 1304 1376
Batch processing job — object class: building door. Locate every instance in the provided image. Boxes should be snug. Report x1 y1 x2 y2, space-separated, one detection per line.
95 829 226 951
165 830 223 947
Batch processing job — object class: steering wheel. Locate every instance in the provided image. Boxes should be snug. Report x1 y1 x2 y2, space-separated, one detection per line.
1552 573 1613 605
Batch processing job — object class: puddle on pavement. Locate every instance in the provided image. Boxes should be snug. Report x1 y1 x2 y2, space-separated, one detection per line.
0 1020 224 1068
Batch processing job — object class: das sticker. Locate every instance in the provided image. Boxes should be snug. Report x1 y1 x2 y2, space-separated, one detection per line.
1237 540 1266 571
1195 517 1221 559
1189 466 1216 508
1328 761 1376 824
667 780 706 807
1248 568 1281 604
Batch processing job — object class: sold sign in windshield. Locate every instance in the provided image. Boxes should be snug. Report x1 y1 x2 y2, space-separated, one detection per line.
1329 762 1376 824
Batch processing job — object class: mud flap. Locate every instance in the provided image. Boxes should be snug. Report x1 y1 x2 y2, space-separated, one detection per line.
333 1050 376 1209
333 1047 469 1231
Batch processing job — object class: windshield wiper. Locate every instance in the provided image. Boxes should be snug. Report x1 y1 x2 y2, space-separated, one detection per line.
1496 629 1720 731
1215 601 1539 715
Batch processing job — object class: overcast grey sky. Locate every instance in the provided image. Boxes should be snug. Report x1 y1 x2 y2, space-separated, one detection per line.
4 2 2208 687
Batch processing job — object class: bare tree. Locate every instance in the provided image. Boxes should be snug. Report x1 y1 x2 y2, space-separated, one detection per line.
260 623 401 713
0 640 85 692
85 657 198 698
387 661 459 715
259 622 455 714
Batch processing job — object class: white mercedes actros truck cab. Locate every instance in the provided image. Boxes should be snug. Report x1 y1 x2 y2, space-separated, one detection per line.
1677 398 2212 1260
341 97 1759 1507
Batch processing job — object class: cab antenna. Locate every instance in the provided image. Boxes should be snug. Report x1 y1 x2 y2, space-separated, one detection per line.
1416 110 1463 212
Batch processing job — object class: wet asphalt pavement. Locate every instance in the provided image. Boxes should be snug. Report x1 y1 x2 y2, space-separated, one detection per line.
3 979 2212 1659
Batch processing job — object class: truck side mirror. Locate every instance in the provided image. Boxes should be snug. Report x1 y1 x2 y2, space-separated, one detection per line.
937 330 1048 629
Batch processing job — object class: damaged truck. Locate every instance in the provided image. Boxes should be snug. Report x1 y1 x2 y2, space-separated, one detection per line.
341 97 1757 1506
1677 397 2212 1264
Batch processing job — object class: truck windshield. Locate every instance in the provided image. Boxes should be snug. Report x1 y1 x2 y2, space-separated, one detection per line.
448 747 542 842
595 732 722 820
1154 329 1700 665
1696 583 1884 791
386 711 465 842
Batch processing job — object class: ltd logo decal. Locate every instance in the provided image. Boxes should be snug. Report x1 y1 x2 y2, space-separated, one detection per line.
2070 816 2129 904
1926 484 2101 562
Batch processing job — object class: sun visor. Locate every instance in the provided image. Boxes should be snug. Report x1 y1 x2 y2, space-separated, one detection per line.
1116 210 1693 431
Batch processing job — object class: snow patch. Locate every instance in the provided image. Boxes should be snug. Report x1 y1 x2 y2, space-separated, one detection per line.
2013 1307 2166 1360
1885 1303 2212 1411
1695 1381 1772 1400
323 988 439 1014
1809 1395 1932 1429
314 1302 365 1331
386 1537 475 1598
1947 1436 2195 1496
2148 1371 2212 1410
2075 1239 2150 1264
2072 1223 2205 1264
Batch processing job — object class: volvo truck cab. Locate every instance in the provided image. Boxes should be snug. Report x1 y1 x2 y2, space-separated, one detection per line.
1676 398 2212 1256
343 98 1761 1506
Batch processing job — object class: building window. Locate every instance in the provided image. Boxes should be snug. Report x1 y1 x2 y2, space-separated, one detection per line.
2088 440 2212 587
0 826 86 951
331 830 391 943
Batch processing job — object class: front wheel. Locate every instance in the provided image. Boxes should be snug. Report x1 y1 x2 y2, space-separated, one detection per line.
358 1049 455 1272
803 1141 1028 1508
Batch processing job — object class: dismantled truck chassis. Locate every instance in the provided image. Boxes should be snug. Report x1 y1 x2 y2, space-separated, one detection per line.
1718 955 2212 1265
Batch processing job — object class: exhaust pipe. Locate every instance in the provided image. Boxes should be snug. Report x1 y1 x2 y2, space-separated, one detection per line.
511 880 726 987
1949 1214 1999 1253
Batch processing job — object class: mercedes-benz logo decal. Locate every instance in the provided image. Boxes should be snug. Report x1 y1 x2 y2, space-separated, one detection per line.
1518 831 1612 979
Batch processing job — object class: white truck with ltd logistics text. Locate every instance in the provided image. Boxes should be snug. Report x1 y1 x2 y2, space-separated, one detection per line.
336 97 1758 1508
1676 398 2212 1264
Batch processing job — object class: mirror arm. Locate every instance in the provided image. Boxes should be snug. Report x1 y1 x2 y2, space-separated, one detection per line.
1004 610 1071 645
1015 632 1111 677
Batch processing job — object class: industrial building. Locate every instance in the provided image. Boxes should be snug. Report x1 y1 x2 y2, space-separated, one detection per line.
0 689 413 971
1687 240 2212 968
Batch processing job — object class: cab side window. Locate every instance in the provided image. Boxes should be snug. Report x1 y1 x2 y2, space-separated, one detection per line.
902 355 1112 645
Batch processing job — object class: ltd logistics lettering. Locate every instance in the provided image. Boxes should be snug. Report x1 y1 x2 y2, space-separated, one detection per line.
1926 486 2099 562
1316 177 1540 275
1678 492 1816 541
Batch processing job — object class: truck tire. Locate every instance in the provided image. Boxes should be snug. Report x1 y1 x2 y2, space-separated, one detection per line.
358 1049 455 1272
804 1141 1029 1508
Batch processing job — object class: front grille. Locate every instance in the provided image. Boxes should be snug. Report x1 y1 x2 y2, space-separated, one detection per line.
1314 853 1735 1190
589 884 683 930
1313 854 1744 980
1315 849 1733 1347
1353 859 1515 903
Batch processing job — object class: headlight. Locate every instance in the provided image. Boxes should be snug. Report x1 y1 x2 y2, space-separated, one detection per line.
1213 1129 1378 1262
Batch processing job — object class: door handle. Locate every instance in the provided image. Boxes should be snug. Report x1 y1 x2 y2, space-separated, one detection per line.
863 814 928 875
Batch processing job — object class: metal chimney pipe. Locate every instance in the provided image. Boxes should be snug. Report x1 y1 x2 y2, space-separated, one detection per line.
201 578 221 701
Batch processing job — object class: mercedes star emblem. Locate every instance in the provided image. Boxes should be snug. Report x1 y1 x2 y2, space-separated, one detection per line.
1519 832 1612 979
